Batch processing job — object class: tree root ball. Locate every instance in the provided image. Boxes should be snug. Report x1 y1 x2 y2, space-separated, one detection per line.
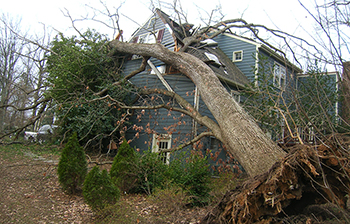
203 136 350 223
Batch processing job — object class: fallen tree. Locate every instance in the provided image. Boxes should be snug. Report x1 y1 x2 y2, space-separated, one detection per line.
202 135 350 223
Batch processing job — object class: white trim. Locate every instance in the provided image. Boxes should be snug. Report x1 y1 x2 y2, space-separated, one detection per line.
223 33 260 47
128 13 156 42
152 133 172 165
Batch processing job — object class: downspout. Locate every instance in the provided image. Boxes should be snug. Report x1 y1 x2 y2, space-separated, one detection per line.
254 44 261 87
335 71 339 120
192 86 200 137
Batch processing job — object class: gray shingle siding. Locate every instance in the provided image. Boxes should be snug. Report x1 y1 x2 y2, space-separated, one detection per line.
214 34 258 82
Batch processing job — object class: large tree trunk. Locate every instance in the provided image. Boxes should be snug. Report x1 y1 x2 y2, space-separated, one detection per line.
110 41 286 177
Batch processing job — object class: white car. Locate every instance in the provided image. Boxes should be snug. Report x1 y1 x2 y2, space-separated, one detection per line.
24 125 58 142
37 125 58 143
24 131 38 141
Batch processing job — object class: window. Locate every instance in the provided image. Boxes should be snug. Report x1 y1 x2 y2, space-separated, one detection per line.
231 90 240 103
273 62 286 89
150 65 166 75
131 29 165 60
152 134 171 164
137 29 164 44
148 17 156 28
138 33 156 44
233 51 243 62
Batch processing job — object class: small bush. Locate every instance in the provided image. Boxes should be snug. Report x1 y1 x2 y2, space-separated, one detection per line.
83 166 120 211
135 149 169 195
57 132 87 194
110 139 138 193
169 151 212 206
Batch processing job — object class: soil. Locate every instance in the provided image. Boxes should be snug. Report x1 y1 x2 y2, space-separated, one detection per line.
0 147 93 223
0 144 207 224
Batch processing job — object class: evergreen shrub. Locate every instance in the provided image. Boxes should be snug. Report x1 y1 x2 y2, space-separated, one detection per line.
57 132 87 194
110 139 138 193
169 151 212 206
83 166 120 211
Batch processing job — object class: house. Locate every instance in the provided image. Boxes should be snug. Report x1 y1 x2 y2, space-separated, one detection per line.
212 33 303 143
294 71 340 143
121 9 302 171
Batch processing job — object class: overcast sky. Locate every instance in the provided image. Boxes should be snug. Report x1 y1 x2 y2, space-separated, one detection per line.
1 0 313 40
2 0 329 68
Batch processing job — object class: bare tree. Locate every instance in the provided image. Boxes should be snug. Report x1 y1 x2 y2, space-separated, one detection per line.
0 14 25 134
0 14 52 139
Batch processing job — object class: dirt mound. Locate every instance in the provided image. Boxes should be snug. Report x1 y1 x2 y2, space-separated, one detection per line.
203 136 350 223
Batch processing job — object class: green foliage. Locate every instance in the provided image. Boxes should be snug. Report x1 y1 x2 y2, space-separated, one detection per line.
108 139 211 205
110 139 138 193
83 166 120 211
168 151 212 206
135 149 169 195
135 149 211 206
94 198 147 224
46 29 131 146
57 132 88 194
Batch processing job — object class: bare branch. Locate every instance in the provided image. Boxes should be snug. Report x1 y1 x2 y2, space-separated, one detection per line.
162 131 214 152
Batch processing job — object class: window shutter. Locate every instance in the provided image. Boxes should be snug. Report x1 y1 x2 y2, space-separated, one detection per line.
156 29 165 43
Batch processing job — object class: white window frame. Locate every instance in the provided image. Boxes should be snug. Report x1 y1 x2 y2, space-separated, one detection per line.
137 29 161 44
152 133 171 165
273 62 286 89
233 50 243 62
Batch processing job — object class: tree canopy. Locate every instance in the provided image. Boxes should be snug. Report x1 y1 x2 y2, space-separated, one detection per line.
46 29 132 148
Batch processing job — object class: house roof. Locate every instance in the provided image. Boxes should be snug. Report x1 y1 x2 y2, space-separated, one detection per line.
154 9 249 89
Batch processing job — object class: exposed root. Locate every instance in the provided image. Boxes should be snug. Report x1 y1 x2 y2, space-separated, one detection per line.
203 136 350 223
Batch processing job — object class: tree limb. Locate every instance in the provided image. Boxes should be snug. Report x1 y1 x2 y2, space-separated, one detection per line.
162 131 214 152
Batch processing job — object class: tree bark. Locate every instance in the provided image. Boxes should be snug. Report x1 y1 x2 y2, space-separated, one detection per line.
109 41 286 177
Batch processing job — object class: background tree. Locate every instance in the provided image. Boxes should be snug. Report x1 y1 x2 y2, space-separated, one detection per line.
0 15 26 134
0 14 53 139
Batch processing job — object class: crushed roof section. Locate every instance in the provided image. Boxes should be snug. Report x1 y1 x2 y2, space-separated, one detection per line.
186 46 249 88
154 9 249 88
